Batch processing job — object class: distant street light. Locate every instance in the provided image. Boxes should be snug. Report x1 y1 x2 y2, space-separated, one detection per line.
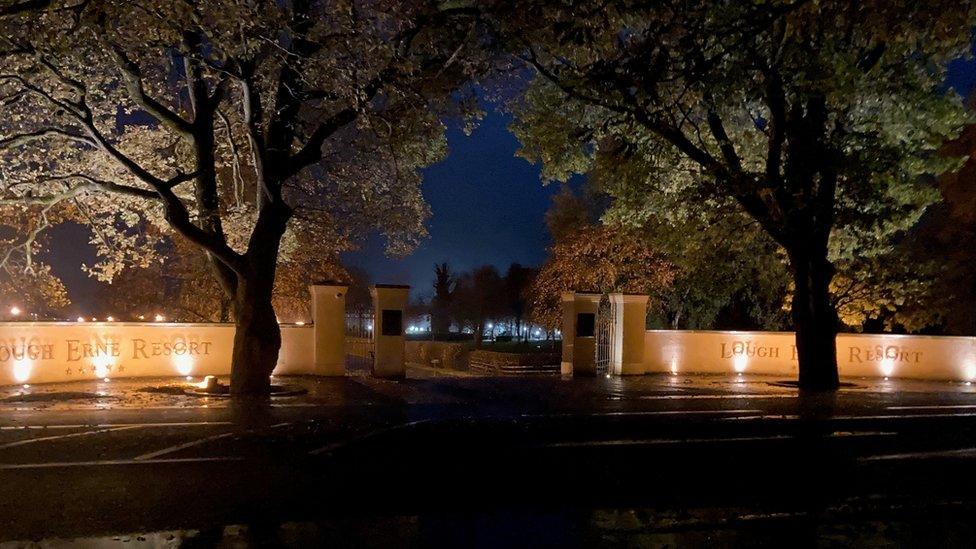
154 314 164 322
9 306 21 317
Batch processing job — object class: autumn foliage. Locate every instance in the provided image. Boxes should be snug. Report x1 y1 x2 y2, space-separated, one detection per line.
530 225 673 328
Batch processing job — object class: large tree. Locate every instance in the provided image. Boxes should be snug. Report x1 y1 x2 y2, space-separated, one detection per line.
0 0 487 394
912 119 976 335
530 224 674 330
492 0 972 390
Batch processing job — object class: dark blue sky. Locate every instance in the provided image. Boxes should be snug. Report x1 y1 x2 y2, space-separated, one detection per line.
341 108 561 300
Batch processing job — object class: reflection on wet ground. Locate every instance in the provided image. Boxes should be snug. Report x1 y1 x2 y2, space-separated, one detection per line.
13 501 976 548
3 373 976 545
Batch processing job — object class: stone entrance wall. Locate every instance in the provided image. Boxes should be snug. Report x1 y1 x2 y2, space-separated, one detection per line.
645 330 976 382
0 321 315 386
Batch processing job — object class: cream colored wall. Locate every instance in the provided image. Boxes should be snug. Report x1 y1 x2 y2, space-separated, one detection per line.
0 322 317 386
644 330 976 382
274 325 315 375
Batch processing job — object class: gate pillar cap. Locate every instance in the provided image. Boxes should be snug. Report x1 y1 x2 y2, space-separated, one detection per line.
370 284 410 305
609 293 650 304
310 284 349 299
574 292 602 303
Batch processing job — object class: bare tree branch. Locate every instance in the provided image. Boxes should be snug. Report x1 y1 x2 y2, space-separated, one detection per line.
104 40 194 138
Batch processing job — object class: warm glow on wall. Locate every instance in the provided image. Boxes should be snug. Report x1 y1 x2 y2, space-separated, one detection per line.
963 360 976 382
12 358 31 383
92 355 114 379
173 355 194 376
880 358 895 377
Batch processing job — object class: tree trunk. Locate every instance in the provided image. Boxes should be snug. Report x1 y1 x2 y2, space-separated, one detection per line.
229 271 280 396
226 202 291 396
788 246 840 391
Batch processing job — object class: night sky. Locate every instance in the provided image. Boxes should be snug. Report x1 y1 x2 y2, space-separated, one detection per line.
47 50 976 313
340 107 565 299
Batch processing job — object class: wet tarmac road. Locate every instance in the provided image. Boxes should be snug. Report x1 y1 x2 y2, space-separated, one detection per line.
4 373 976 545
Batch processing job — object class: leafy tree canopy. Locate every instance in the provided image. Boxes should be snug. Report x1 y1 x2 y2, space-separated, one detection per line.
0 0 491 393
491 0 973 387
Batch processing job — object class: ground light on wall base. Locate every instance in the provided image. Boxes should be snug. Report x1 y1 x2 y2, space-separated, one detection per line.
92 355 114 380
963 360 976 384
173 355 194 377
733 354 748 374
12 358 31 383
880 358 896 379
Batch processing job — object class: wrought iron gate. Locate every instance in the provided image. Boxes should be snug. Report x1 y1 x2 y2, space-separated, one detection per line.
595 294 614 375
345 311 375 373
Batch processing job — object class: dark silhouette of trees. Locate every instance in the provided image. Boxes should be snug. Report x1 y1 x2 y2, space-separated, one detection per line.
503 263 536 341
431 262 455 334
452 265 504 346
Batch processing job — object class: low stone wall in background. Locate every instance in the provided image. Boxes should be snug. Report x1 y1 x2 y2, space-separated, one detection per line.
406 341 470 371
468 350 560 375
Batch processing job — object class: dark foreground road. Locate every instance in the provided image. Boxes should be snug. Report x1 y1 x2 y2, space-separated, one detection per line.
3 373 976 546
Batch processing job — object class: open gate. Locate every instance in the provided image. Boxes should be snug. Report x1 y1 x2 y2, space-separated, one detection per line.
595 294 614 375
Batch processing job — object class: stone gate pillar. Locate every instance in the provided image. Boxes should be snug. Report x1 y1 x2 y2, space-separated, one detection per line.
370 284 410 379
609 293 649 375
560 292 601 376
311 283 348 376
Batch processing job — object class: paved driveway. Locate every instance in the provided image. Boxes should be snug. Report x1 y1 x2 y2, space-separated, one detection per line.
2 373 976 545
